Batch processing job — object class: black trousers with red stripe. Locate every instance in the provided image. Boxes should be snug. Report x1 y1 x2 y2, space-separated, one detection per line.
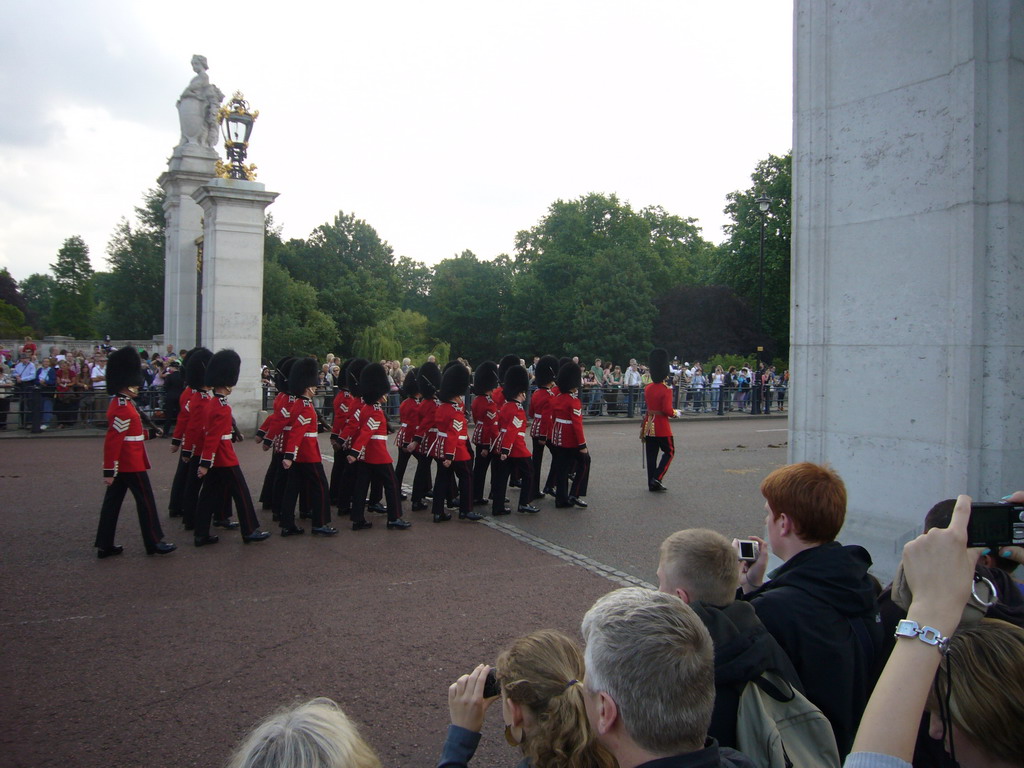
491 454 534 514
433 458 472 517
472 444 492 501
351 461 403 523
280 461 330 529
530 436 556 499
194 464 262 538
552 446 591 505
645 435 675 484
95 471 165 550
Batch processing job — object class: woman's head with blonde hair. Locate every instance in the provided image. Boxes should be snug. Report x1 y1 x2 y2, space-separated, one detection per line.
496 629 615 768
227 698 381 768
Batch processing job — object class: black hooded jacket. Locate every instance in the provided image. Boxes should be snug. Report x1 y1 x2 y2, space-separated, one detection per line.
740 541 882 757
690 599 804 750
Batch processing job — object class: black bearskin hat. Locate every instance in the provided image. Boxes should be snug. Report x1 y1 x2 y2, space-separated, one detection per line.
346 358 369 397
497 354 520 384
205 349 241 389
418 361 441 399
401 367 420 398
336 359 351 390
649 348 670 383
288 356 320 396
502 365 529 400
106 346 144 394
273 356 294 391
360 362 391 404
556 361 581 394
471 361 499 396
185 347 213 390
557 357 572 372
534 355 559 388
439 361 470 402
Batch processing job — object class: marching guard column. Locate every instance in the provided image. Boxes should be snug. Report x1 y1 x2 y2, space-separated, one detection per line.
191 178 278 430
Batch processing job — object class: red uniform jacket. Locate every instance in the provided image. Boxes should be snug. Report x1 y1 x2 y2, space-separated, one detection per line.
331 390 356 441
492 387 506 410
171 386 196 446
350 403 392 464
414 397 439 456
395 396 419 446
497 400 531 458
257 391 296 447
550 392 586 450
528 386 553 438
183 390 213 455
643 381 675 437
433 401 471 461
199 394 240 469
282 397 323 463
103 395 154 477
471 394 499 447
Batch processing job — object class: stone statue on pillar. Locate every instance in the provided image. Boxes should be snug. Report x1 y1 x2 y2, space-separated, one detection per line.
176 54 224 148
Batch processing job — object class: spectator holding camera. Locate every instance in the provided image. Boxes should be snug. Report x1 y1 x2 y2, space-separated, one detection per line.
737 463 882 758
846 494 1024 768
440 629 614 768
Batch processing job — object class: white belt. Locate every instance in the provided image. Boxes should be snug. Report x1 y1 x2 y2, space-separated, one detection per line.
303 432 317 438
436 431 447 437
124 435 145 442
283 425 292 430
400 422 408 427
555 418 572 424
370 435 387 440
457 435 467 440
221 434 233 440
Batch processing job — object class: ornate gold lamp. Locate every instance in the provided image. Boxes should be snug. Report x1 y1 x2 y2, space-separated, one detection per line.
216 91 259 180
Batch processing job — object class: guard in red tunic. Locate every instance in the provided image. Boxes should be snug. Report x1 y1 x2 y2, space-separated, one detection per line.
346 362 411 531
255 356 294 514
193 349 270 546
491 364 538 516
469 361 499 506
528 354 558 501
279 357 338 536
331 358 369 517
176 348 214 531
167 346 205 518
642 347 678 492
431 363 481 523
393 367 420 495
550 362 590 509
94 346 175 558
409 361 441 511
327 358 355 506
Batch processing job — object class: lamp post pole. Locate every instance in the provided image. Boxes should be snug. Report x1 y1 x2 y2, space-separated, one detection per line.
755 194 771 359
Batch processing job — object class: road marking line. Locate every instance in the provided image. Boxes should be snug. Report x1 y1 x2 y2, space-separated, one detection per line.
481 518 654 590
756 428 789 432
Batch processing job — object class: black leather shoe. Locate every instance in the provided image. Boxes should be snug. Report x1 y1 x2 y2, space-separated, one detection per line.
411 502 429 511
509 480 521 488
473 498 489 506
351 520 373 531
213 519 240 529
399 491 408 501
542 487 555 497
493 508 512 516
459 511 484 521
145 541 176 555
368 503 387 514
97 545 124 559
280 525 304 537
533 490 546 499
387 518 412 530
433 512 452 523
518 504 540 514
648 479 667 492
445 499 458 510
194 534 219 547
243 530 271 543
570 497 588 508
313 525 340 535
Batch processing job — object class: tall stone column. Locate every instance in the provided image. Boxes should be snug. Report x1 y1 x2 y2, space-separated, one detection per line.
159 145 217 350
191 178 279 430
792 1 1023 577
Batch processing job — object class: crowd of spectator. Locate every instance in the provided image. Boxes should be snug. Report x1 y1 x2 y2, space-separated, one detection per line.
0 336 186 433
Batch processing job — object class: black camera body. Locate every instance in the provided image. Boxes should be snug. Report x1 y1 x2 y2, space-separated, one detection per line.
967 502 1024 549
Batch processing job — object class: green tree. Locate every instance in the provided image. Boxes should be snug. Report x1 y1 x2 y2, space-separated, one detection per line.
394 255 432 315
710 151 792 353
0 299 32 337
50 236 95 338
97 189 165 339
428 250 513 363
18 273 56 334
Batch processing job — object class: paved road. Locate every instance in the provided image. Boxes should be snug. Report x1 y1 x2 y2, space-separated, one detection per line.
0 417 789 768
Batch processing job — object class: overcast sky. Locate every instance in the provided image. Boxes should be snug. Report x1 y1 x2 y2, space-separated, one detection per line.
0 0 792 283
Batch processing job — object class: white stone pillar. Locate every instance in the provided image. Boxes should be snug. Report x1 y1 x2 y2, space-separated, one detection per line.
191 178 279 431
159 144 218 351
791 1 1024 578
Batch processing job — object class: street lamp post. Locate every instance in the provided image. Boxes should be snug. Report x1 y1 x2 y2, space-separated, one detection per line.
755 194 771 350
217 91 259 181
